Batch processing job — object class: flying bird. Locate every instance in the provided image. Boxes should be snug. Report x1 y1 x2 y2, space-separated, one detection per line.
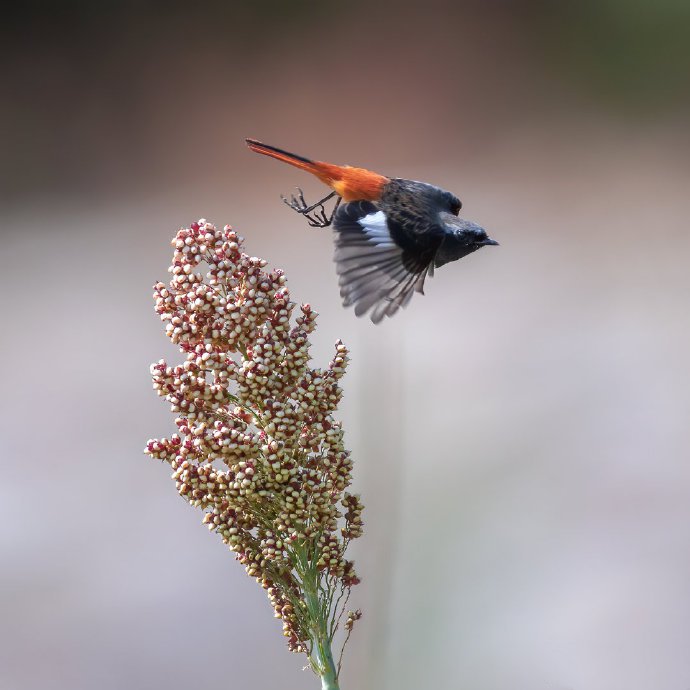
246 138 498 324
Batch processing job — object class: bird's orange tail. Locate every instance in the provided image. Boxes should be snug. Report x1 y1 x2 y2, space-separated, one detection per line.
245 138 339 187
245 138 389 202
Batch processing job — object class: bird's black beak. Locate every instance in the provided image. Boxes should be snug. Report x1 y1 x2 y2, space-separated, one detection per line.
481 238 499 246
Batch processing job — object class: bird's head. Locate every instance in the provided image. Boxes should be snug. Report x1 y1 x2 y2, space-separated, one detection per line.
435 215 499 267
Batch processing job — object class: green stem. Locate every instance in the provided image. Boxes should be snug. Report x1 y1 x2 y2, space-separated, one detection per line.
313 636 339 690
302 564 340 690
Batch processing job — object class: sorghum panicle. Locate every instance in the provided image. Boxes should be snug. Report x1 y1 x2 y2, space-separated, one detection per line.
145 219 364 665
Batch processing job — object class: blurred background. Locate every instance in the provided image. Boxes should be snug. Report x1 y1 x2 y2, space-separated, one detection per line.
2 1 689 689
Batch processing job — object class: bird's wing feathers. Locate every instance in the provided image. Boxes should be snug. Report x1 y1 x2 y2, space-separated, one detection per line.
333 200 436 323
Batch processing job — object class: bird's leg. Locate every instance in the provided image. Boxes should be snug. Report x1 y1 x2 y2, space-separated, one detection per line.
329 195 342 222
280 188 341 227
306 194 341 227
282 188 335 215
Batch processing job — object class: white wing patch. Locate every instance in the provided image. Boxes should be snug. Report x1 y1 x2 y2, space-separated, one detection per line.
358 211 395 247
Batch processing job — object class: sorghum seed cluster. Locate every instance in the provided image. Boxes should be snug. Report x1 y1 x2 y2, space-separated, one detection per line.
146 220 364 654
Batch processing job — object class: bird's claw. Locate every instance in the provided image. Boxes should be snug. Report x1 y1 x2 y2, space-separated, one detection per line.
281 187 333 228
305 205 330 227
281 187 309 213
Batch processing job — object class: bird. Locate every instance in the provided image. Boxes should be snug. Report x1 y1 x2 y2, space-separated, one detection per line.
245 138 498 324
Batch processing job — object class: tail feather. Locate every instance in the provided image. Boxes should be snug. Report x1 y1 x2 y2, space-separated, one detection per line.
246 138 388 202
245 138 314 166
245 138 338 185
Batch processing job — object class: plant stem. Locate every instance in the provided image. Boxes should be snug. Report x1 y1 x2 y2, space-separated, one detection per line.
302 563 340 690
313 633 339 690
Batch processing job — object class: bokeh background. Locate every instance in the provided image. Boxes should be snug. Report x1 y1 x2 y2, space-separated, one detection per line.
2 2 690 689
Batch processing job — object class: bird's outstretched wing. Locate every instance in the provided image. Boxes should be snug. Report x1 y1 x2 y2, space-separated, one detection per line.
332 201 438 324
